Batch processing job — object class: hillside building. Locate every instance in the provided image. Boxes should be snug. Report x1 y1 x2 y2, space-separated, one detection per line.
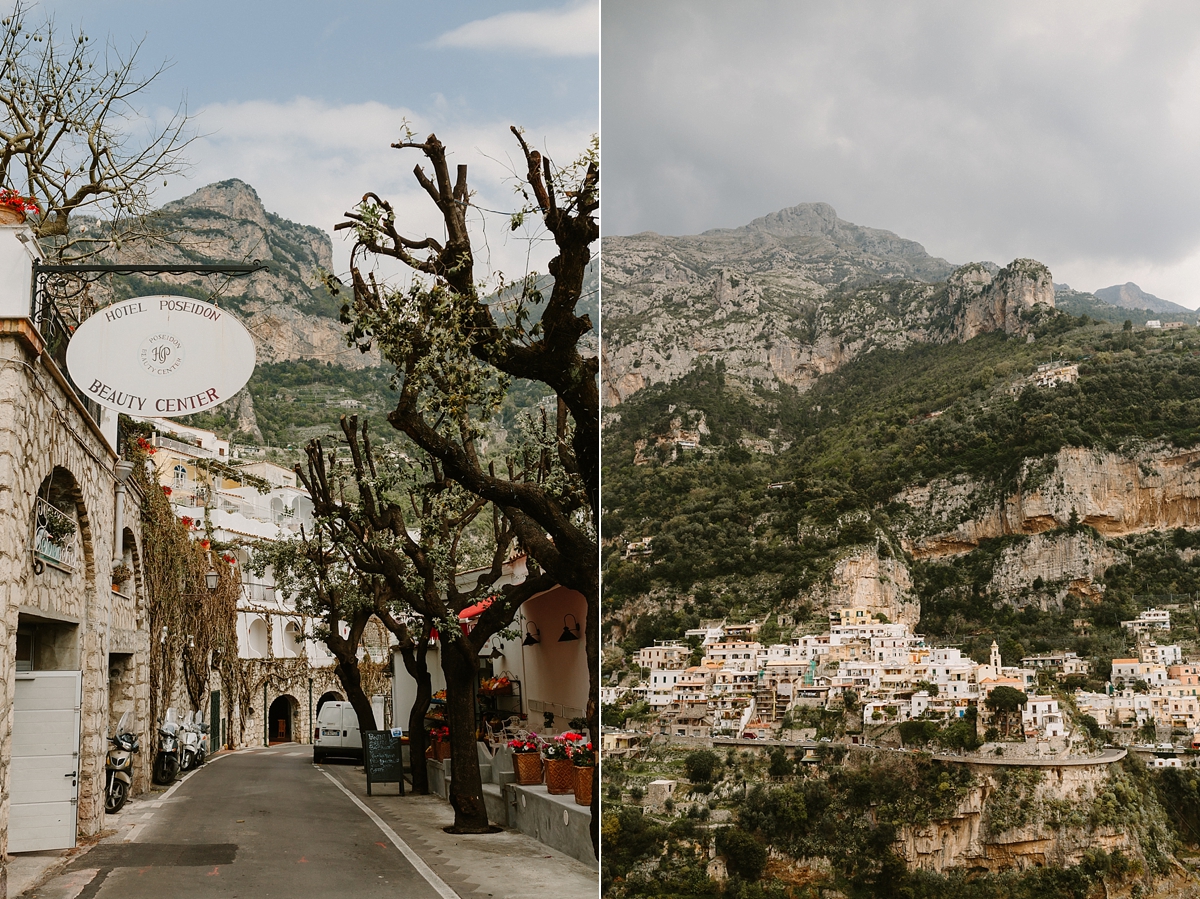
136 417 365 748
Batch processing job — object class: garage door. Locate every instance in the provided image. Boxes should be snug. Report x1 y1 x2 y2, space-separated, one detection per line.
10 672 81 852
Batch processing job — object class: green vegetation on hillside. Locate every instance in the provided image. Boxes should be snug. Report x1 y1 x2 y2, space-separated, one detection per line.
603 749 1171 899
603 315 1200 648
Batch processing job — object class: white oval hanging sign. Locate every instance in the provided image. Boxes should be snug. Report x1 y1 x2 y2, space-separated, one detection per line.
65 296 256 417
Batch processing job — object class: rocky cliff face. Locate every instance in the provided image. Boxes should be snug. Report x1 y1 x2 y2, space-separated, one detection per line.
815 548 921 626
602 205 1054 405
899 445 1200 552
895 761 1138 874
84 179 380 371
986 532 1124 603
954 258 1055 340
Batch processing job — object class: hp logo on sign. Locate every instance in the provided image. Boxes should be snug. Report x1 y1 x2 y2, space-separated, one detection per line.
140 333 185 376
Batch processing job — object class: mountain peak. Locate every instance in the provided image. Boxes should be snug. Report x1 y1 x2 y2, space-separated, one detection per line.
740 202 841 236
1093 282 1189 315
165 179 269 227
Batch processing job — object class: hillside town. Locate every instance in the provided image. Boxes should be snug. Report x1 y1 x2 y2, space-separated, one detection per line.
605 604 1200 757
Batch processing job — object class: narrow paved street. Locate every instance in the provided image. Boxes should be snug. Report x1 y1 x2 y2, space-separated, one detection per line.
32 746 455 899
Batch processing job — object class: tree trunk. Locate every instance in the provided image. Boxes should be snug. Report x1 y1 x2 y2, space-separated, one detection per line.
333 654 378 737
325 608 377 737
400 639 432 794
441 638 493 833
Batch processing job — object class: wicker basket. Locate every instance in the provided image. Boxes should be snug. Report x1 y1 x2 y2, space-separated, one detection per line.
573 765 594 806
545 758 574 794
513 752 544 785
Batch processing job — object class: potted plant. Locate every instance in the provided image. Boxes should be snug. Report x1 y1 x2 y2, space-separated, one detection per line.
429 725 451 761
111 562 133 589
508 737 543 785
41 506 76 547
543 732 580 795
0 188 38 224
569 739 596 807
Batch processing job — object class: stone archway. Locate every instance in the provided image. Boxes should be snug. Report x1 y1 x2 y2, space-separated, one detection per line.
316 691 343 716
268 694 298 744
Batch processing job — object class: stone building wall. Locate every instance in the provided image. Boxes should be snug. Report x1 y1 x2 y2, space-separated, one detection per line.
0 313 149 878
235 662 349 749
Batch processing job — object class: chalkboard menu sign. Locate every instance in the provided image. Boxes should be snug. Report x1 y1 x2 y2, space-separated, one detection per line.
363 729 405 795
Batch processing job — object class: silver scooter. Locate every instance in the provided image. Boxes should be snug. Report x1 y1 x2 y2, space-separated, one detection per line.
105 709 139 813
152 707 181 785
180 710 208 771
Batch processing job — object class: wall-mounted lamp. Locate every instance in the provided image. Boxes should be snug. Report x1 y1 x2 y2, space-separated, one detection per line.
559 613 581 643
205 550 219 590
187 635 195 649
522 624 541 646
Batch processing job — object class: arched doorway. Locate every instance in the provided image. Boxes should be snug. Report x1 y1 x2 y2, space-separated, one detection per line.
316 691 343 717
268 695 297 744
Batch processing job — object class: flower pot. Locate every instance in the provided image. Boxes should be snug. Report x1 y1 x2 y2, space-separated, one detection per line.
435 741 451 761
545 757 574 794
573 765 594 806
0 206 25 225
513 752 543 785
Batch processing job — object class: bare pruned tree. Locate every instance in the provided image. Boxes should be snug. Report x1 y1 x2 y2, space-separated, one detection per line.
249 531 379 743
298 416 558 833
0 1 193 259
334 128 599 849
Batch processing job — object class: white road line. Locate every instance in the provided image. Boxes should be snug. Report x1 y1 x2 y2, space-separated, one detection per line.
319 768 459 899
125 822 148 843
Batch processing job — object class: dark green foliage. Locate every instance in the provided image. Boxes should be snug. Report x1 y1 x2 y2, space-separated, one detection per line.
984 686 1027 714
898 719 940 747
715 828 768 881
767 747 794 778
1153 767 1200 846
683 750 720 784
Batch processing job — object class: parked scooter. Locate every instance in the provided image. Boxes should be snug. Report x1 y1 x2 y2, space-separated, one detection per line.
152 707 181 785
194 711 210 766
180 711 209 771
179 710 200 772
105 709 139 813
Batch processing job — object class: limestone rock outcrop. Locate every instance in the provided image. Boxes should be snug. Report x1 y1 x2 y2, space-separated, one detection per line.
987 532 1125 605
955 258 1055 341
83 179 381 371
603 204 1056 406
895 761 1135 873
899 445 1200 556
811 548 920 627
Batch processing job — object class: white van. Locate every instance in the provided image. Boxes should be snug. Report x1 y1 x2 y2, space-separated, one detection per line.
313 701 365 762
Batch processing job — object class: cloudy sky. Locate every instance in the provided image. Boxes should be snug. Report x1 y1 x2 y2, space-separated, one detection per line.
604 1 1200 308
38 0 598 280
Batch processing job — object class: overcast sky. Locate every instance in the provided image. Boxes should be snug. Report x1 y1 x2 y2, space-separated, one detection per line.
604 1 1200 308
37 0 598 281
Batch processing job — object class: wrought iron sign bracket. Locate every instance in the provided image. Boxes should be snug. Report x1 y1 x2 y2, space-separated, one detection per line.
32 260 270 311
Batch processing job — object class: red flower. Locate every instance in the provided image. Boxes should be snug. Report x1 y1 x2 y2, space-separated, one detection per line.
161 486 172 496
222 554 236 564
181 516 194 529
200 539 210 549
0 188 39 214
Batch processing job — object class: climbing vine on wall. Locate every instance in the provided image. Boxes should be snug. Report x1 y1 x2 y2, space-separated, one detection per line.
127 437 244 731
